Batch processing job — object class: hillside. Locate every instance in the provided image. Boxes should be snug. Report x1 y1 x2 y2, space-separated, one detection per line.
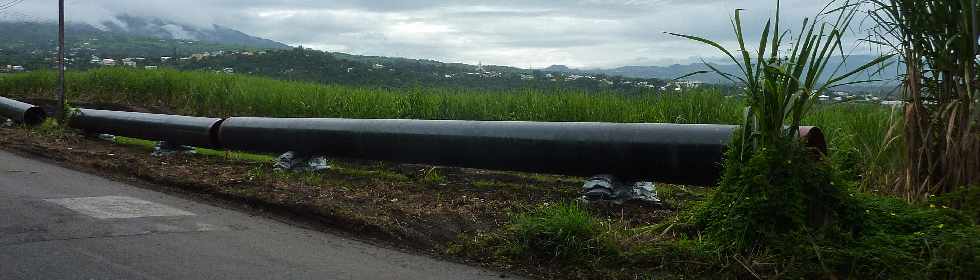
0 19 672 92
101 15 290 49
178 47 671 91
545 55 902 88
0 20 283 70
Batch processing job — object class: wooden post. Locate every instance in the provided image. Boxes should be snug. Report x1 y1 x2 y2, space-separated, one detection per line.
57 0 65 121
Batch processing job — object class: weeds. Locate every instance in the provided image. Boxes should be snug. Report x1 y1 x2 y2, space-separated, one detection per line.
872 0 980 201
420 167 447 185
0 68 897 190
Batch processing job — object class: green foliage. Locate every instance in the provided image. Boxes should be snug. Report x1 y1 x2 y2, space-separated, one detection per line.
932 185 980 223
695 138 858 253
872 0 980 199
34 118 66 136
0 68 742 124
817 194 980 279
669 0 893 156
806 104 903 189
420 167 447 185
0 68 900 191
502 202 615 264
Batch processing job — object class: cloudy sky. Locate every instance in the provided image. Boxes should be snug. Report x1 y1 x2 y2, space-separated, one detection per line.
4 0 869 68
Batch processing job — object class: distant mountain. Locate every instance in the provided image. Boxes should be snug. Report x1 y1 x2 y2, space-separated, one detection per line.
101 15 290 49
547 55 901 86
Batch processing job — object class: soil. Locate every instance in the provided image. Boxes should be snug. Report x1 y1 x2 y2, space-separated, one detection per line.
0 100 678 278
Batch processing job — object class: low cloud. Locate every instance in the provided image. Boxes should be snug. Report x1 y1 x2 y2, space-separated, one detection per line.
4 0 868 68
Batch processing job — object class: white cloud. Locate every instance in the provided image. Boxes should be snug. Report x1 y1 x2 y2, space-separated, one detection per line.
2 0 869 68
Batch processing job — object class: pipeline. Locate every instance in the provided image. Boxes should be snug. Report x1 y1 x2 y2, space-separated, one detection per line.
0 96 47 126
68 109 223 148
218 118 827 186
51 108 827 186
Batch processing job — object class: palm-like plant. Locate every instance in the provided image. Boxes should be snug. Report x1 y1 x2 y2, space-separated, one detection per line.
871 0 980 202
669 0 892 158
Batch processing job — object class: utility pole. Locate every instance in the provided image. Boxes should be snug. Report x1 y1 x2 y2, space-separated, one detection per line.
56 0 66 121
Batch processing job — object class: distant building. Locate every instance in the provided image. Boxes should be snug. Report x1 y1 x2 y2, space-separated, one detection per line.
222 67 234 74
160 56 173 63
144 66 159 70
101 59 116 66
190 53 209 60
9 65 25 71
881 100 904 106
123 61 137 67
671 80 704 89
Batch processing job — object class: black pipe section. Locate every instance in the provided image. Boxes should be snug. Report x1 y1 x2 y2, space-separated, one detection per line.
219 118 746 185
0 96 47 126
69 109 222 148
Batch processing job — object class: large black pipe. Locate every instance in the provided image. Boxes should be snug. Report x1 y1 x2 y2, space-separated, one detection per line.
219 118 747 185
69 109 222 148
0 96 47 126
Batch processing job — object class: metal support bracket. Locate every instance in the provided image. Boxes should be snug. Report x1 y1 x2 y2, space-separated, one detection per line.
274 151 330 172
152 141 196 157
581 174 661 205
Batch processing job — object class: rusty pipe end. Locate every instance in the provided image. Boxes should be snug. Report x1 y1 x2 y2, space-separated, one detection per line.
799 126 828 156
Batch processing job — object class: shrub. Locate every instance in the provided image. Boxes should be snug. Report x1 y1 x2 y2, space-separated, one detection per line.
503 202 615 264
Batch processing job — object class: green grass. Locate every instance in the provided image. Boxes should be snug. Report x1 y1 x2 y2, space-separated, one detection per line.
0 68 895 183
0 68 744 123
2 62 972 280
114 136 276 162
458 193 980 279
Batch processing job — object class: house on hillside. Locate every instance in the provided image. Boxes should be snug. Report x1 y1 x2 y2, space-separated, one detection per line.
122 58 137 67
190 53 209 60
3 65 26 72
101 59 116 66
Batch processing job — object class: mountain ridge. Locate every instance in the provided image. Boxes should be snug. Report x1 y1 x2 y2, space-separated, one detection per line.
100 15 290 49
542 55 900 86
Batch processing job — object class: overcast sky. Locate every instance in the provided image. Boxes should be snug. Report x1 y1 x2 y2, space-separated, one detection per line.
4 0 870 68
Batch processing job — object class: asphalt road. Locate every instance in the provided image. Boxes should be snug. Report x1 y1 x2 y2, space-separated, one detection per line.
0 149 517 280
